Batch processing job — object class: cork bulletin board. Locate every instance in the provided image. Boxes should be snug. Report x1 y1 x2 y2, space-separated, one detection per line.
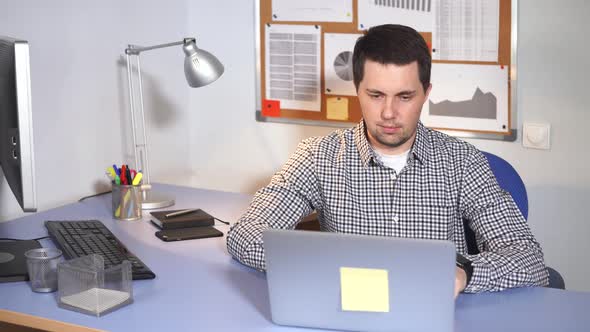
255 0 518 140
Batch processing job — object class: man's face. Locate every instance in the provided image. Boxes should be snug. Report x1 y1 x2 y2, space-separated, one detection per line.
357 60 431 155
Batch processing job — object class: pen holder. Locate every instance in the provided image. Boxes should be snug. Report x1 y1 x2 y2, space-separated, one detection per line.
112 183 142 221
57 254 133 317
25 248 63 293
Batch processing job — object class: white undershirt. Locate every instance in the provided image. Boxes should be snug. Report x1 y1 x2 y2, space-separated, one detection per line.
375 149 410 174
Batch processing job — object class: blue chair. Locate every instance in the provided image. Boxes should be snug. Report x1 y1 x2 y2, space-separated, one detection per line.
463 151 565 289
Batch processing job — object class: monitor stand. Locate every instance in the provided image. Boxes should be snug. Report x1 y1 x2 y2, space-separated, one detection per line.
0 240 41 282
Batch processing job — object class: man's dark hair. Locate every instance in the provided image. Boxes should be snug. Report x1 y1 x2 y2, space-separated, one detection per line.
353 24 431 92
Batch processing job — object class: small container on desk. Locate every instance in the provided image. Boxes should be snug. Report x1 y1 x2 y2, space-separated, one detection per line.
57 254 133 317
111 183 142 221
25 248 63 293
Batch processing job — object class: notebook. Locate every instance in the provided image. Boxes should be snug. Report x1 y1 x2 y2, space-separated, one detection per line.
150 209 214 230
263 229 456 332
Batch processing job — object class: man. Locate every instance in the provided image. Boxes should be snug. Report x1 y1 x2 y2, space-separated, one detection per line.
227 24 548 296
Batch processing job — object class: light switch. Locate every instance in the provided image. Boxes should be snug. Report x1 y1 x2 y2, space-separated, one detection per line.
523 122 551 150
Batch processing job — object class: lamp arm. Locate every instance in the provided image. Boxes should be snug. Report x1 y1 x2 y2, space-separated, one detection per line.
125 38 196 55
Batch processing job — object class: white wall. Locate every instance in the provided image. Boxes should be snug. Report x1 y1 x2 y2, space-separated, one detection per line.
1 0 588 291
0 0 192 220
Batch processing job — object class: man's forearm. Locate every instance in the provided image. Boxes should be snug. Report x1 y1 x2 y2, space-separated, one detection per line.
227 219 268 271
463 241 549 292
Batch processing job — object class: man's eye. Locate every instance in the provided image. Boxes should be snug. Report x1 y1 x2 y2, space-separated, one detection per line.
400 95 412 101
369 94 383 99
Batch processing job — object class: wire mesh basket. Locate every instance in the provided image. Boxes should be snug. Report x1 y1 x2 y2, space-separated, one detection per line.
25 248 63 293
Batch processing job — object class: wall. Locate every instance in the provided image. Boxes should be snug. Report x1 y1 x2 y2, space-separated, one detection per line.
0 0 192 220
1 0 588 291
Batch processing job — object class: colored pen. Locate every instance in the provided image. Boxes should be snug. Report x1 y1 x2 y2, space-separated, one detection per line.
121 165 127 185
115 189 131 218
132 172 143 186
125 167 132 186
106 166 117 180
165 208 199 219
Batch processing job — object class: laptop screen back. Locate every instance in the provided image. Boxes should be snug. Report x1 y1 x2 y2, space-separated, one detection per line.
264 229 456 332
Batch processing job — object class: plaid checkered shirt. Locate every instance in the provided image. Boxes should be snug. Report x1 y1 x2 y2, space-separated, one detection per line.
226 121 549 292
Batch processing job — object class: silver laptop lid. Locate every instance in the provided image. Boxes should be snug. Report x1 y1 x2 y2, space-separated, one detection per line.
264 229 456 332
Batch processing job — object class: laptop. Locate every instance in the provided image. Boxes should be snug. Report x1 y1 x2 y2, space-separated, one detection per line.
263 229 456 332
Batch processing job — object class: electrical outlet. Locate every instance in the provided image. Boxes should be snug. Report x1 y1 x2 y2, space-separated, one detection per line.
522 122 550 150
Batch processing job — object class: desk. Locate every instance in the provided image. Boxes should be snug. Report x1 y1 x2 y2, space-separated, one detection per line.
1 183 589 331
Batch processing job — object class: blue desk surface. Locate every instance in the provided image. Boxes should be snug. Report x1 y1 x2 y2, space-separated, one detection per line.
1 183 589 331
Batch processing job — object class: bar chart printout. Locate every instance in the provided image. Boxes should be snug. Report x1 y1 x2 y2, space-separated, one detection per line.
358 0 434 31
371 0 432 12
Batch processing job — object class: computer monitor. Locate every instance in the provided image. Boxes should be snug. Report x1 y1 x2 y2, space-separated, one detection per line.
0 36 39 283
0 36 36 212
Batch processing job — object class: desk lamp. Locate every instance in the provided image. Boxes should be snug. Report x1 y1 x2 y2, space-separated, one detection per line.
125 38 223 209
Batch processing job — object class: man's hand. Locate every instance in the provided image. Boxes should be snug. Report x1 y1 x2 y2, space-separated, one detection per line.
455 266 467 299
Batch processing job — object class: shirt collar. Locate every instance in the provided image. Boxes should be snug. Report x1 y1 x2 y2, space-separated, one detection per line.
354 120 376 168
355 120 431 168
411 121 430 165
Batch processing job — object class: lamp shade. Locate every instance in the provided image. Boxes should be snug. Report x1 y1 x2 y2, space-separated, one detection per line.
183 39 224 88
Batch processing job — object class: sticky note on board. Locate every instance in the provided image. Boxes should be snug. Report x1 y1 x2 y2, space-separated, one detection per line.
262 99 281 117
326 97 349 121
340 267 390 312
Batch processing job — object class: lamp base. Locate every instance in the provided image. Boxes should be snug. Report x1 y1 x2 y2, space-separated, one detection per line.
141 190 175 210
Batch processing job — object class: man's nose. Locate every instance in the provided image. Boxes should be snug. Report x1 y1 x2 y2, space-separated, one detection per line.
381 98 398 119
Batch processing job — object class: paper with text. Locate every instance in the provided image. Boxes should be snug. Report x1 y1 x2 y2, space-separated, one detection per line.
358 0 433 31
265 24 321 112
433 0 499 62
272 0 353 23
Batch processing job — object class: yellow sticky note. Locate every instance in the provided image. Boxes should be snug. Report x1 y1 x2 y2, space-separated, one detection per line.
340 267 389 313
326 97 349 121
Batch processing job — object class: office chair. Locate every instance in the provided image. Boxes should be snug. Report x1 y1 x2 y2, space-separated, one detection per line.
295 151 565 289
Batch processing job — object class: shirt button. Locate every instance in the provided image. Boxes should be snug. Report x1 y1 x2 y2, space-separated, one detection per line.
392 216 399 223
390 173 397 180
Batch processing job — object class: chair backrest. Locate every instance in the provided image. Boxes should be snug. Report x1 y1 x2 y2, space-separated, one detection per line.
464 151 528 254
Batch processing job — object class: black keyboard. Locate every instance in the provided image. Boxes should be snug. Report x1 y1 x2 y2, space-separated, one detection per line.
45 220 156 280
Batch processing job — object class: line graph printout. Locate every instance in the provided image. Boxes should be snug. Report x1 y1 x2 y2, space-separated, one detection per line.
432 0 499 61
265 24 322 111
358 0 434 31
421 63 508 132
